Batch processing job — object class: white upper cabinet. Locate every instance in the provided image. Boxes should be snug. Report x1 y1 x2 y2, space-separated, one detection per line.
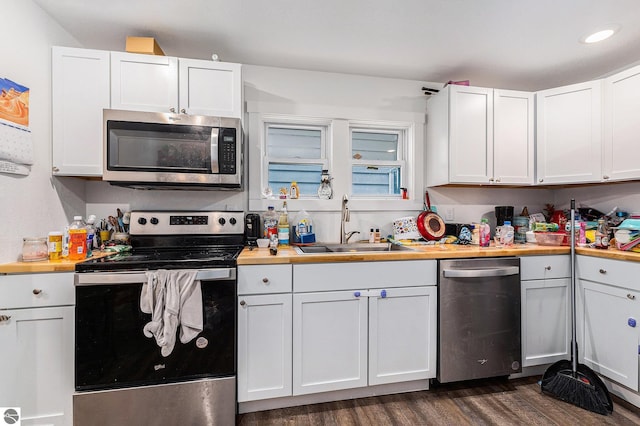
110 52 179 113
536 80 602 185
111 52 242 118
603 64 640 182
52 46 110 176
179 59 242 118
426 85 534 186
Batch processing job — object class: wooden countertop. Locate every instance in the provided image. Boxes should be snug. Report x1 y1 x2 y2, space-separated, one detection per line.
0 251 114 274
2 244 636 273
237 243 572 265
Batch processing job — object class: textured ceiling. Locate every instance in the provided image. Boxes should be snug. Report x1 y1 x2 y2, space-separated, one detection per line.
34 0 640 91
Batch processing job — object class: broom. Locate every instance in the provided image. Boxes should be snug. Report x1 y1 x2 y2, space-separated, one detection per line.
541 199 613 415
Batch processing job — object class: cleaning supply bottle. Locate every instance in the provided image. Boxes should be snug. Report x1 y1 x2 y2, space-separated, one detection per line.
277 201 290 247
500 220 515 247
263 206 278 239
479 218 491 247
85 215 97 258
68 216 88 260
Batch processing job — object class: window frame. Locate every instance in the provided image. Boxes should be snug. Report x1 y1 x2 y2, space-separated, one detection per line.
349 123 409 198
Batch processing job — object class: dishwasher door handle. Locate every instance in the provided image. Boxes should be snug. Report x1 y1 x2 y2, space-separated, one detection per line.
442 266 519 278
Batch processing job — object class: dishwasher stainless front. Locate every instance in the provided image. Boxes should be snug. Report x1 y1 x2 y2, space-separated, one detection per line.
437 257 521 383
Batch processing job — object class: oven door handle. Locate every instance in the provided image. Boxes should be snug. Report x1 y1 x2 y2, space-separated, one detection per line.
74 268 235 286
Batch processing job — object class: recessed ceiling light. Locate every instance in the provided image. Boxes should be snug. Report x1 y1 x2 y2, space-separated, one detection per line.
582 26 619 44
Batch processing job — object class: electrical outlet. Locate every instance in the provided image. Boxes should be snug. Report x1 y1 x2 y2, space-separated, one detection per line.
445 207 455 221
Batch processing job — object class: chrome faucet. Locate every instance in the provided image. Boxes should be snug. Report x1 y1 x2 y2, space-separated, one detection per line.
340 194 360 244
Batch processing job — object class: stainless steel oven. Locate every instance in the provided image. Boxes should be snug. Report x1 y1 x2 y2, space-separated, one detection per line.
73 211 244 426
103 109 242 190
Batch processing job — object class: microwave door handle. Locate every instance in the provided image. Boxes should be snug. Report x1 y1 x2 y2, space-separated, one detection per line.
210 128 220 173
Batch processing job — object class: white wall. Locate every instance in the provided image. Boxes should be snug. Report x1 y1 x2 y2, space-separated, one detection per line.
0 1 82 263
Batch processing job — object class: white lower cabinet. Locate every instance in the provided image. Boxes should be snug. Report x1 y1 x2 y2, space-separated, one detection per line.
292 260 437 396
237 265 293 402
576 255 640 391
520 255 570 367
0 273 74 426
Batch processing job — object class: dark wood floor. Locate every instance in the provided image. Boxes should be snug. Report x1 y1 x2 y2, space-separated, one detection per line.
237 377 640 425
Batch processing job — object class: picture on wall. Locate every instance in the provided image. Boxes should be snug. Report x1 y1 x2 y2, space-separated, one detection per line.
0 77 33 176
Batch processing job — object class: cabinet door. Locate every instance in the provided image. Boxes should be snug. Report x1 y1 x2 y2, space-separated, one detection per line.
51 47 110 176
0 306 74 426
110 52 178 112
293 291 367 395
603 65 640 182
449 85 494 184
368 286 436 385
493 89 534 185
521 278 570 367
579 280 639 390
178 59 242 118
536 80 602 184
237 294 292 402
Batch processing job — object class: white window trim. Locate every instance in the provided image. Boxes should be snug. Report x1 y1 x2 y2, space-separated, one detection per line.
247 103 424 213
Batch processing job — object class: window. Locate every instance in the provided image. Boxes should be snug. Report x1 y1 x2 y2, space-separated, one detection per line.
265 123 328 197
350 128 405 196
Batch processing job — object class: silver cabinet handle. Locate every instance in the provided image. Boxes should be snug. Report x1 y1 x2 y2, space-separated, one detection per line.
52 166 59 173
0 315 11 322
495 177 501 183
181 109 186 114
539 178 544 183
169 107 176 113
239 300 246 306
628 294 636 300
545 266 551 270
599 269 607 274
489 178 494 182
603 175 610 180
32 289 42 295
262 278 269 284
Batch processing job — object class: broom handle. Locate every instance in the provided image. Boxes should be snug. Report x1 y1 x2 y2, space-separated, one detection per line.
570 199 578 374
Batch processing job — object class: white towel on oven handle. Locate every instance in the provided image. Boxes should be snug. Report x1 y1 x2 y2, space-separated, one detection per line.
141 269 203 357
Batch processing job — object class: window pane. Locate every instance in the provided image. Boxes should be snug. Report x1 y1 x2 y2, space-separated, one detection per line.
268 163 323 197
352 131 398 161
267 127 322 159
352 166 401 195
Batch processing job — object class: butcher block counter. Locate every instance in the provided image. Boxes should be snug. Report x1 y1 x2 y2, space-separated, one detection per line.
0 251 114 274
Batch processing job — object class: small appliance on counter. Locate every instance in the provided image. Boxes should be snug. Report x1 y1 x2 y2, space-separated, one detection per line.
244 213 261 246
495 206 514 227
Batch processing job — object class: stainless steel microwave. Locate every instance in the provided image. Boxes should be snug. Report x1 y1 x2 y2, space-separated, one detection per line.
103 109 242 190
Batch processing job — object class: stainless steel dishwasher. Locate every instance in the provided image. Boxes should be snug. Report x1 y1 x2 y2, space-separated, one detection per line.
437 257 521 383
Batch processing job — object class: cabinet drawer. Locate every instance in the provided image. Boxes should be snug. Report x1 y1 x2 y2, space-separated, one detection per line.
238 265 292 295
577 255 640 291
0 273 74 309
520 255 570 280
294 260 436 293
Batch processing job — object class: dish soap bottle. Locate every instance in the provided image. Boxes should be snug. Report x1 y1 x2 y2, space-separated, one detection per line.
277 201 290 247
479 218 491 247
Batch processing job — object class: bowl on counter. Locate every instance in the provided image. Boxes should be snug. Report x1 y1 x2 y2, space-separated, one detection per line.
256 238 270 248
533 232 565 246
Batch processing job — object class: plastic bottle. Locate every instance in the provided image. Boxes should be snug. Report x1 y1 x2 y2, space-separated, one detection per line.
595 219 609 249
479 218 491 247
68 216 88 260
500 220 515 247
263 206 278 239
277 201 290 247
374 229 381 243
369 228 375 243
85 215 97 257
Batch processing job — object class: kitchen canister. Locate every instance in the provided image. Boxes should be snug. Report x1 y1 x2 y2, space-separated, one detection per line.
513 216 529 244
48 231 63 260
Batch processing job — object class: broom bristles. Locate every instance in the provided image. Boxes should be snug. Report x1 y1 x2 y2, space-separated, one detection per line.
542 371 612 415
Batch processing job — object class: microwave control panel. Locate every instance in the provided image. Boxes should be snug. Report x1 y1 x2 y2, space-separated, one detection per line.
219 128 237 174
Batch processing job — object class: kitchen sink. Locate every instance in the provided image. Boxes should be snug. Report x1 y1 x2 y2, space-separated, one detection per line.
294 242 415 254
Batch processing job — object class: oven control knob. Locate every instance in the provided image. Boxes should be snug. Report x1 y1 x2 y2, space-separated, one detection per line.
218 218 226 226
229 217 237 225
150 217 159 225
138 217 147 225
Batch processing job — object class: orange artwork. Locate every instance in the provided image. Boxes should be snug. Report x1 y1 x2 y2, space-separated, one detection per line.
0 78 29 127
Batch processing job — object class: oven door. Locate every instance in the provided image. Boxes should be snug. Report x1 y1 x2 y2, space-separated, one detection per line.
74 269 236 392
